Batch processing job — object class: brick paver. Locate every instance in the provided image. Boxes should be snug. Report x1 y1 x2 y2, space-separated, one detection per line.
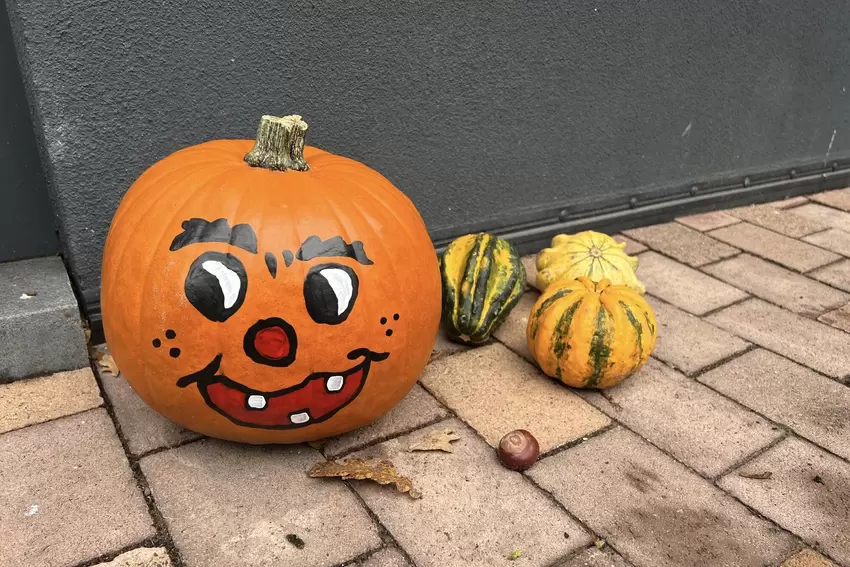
577 358 780 477
141 440 381 567
323 384 449 458
350 419 591 567
772 195 810 209
0 409 154 567
493 291 539 362
421 344 610 453
809 188 850 212
635 252 748 315
703 254 849 317
699 349 850 461
707 298 850 379
98 369 201 456
676 211 741 232
793 202 850 232
819 303 850 333
728 204 826 237
92 547 172 567
709 222 840 272
780 549 839 567
522 255 541 291
647 296 749 375
430 328 469 361
719 436 850 565
359 548 411 567
529 428 797 567
556 547 632 567
0 367 102 434
623 222 739 267
614 234 648 255
803 228 850 257
809 259 850 293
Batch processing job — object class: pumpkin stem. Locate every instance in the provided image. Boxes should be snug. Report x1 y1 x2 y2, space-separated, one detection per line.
244 114 310 171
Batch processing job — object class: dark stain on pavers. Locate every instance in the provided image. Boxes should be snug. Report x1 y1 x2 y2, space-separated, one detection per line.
623 463 661 494
622 505 773 567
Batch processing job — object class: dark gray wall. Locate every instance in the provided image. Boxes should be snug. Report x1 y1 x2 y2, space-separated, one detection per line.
7 0 850 297
0 0 57 262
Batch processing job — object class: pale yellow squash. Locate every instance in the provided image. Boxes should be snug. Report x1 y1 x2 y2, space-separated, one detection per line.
535 231 644 293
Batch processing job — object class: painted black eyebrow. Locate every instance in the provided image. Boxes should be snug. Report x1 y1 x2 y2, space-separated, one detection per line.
295 235 373 265
169 218 258 254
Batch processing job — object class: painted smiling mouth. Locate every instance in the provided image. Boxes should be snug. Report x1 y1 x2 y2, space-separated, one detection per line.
176 348 389 429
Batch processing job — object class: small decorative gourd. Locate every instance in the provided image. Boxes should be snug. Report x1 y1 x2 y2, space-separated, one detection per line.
527 276 656 388
536 231 644 293
440 233 526 344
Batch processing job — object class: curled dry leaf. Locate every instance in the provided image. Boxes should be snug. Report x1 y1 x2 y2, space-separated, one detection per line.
96 351 120 376
409 428 461 453
308 458 421 499
739 471 772 480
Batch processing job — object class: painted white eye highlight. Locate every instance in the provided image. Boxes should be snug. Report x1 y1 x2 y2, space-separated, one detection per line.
202 260 242 309
319 267 354 315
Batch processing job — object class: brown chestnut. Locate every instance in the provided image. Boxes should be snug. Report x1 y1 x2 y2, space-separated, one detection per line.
497 429 540 471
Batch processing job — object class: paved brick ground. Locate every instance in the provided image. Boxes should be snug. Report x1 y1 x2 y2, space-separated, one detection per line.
4 189 850 567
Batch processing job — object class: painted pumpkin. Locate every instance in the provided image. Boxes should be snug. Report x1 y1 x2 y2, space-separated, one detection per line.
440 233 526 344
536 231 644 293
526 276 656 388
101 114 441 444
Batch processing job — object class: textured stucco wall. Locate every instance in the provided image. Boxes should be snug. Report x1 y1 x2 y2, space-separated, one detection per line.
7 0 850 293
0 0 57 262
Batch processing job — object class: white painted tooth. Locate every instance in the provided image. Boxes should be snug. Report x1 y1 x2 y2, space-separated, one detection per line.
247 395 267 409
326 375 345 392
289 411 310 424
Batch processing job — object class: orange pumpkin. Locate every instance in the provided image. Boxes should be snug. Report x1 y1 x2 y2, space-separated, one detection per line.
101 115 441 444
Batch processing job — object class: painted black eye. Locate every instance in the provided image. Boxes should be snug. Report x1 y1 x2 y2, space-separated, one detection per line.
303 263 358 325
185 251 248 322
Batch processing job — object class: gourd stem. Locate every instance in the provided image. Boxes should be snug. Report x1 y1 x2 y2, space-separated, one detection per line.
244 115 310 171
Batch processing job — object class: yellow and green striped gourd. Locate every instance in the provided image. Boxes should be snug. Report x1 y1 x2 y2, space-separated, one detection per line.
527 276 656 388
440 233 526 344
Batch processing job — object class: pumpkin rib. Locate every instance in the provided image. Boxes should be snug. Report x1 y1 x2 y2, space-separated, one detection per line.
468 235 497 332
114 160 238 337
475 241 523 339
473 260 523 342
529 287 575 340
131 165 247 396
585 303 613 388
456 234 486 336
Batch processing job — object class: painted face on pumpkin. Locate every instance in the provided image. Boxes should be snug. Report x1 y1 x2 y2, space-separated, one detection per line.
156 217 393 430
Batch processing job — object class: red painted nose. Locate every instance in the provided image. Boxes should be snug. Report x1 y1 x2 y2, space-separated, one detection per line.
244 318 298 367
254 326 291 360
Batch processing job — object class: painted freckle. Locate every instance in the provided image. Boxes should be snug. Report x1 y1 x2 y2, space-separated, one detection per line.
393 313 399 320
152 338 161 348
165 329 176 339
380 317 387 325
169 348 181 358
386 329 393 337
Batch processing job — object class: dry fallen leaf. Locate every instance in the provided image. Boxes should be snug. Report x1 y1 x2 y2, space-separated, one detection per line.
96 351 120 376
308 458 421 499
507 549 522 561
739 471 772 480
409 428 461 453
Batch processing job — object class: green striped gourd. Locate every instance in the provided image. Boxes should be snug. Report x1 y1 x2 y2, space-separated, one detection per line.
440 233 526 344
526 276 656 388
